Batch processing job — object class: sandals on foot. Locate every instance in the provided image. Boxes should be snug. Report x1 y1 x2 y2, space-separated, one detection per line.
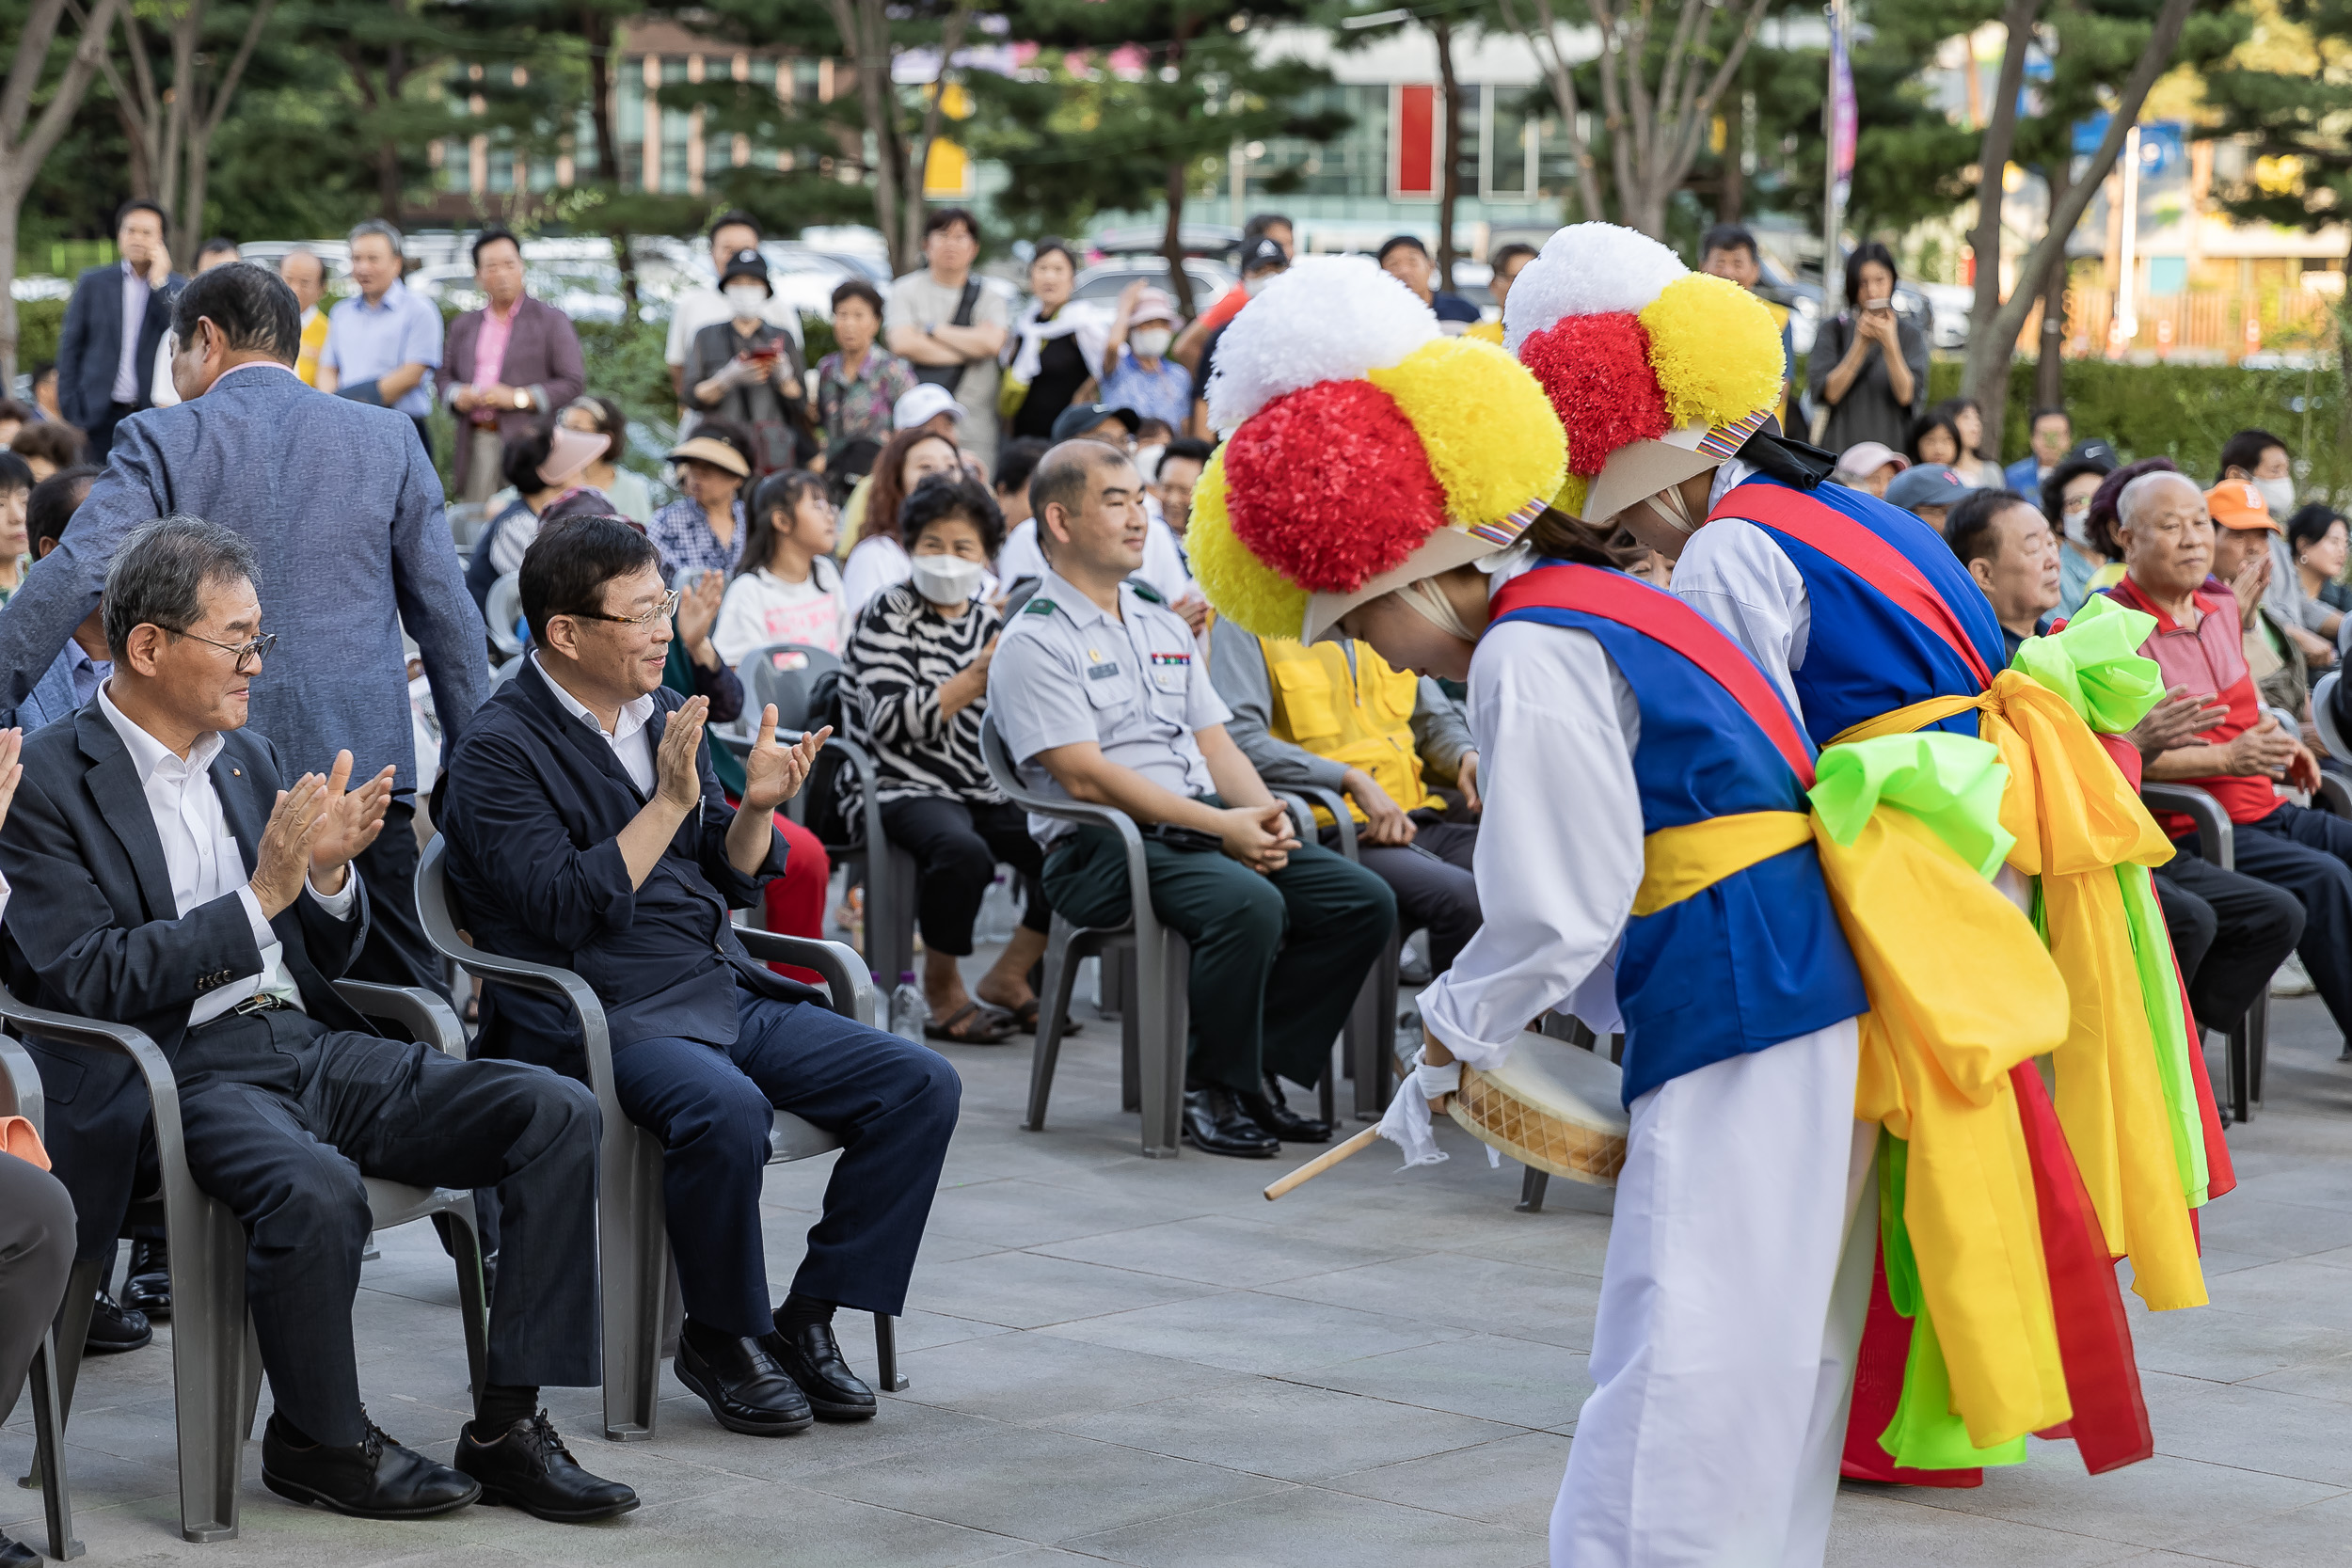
924 1002 1018 1045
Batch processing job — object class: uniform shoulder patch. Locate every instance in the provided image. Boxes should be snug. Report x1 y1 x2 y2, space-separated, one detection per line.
1127 578 1166 605
1023 596 1057 615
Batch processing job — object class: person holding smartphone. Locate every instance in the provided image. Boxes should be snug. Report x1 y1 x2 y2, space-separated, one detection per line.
1808 240 1929 455
684 248 810 470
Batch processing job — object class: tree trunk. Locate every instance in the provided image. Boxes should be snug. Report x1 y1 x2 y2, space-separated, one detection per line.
2032 158 2072 415
1721 89 1744 225
1962 0 2042 411
0 0 126 383
1963 0 2195 447
580 6 635 313
825 0 908 275
1500 0 1610 223
1434 15 1460 283
1161 157 1193 318
116 103 153 197
0 174 22 389
900 1 973 271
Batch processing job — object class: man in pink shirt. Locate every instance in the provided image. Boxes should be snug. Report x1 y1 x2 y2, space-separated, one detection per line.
443 227 585 503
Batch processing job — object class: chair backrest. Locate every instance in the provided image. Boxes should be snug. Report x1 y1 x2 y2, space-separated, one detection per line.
738 642 844 733
485 572 527 659
489 656 525 691
414 834 471 958
979 710 1035 806
447 500 492 552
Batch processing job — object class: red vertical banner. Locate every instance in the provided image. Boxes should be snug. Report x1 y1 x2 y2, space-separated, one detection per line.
1392 83 1438 198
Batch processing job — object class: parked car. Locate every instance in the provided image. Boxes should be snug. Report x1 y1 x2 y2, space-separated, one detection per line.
1070 258 1237 313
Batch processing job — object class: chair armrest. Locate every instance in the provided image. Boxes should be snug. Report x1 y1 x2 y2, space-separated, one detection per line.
1296 785 1355 860
0 985 186 1162
735 931 877 1026
333 981 467 1058
0 1035 44 1132
2141 782 2232 870
1273 792 1313 845
980 711 1159 940
2319 771 2352 820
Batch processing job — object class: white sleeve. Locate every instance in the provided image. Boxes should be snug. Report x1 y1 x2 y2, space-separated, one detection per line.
150 335 180 407
1670 516 1810 721
839 538 909 623
996 520 1047 589
712 578 764 670
1143 518 1197 603
1416 621 1645 1070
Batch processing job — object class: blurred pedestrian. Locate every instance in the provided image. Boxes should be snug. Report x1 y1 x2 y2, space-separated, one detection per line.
0 453 31 605
55 199 182 459
2006 405 2072 494
681 248 810 473
444 226 587 505
1172 212 1294 371
2290 502 2352 616
317 219 442 461
886 208 1011 467
278 248 331 387
1468 242 1538 345
1190 236 1289 438
1100 285 1193 433
1883 461 1969 532
1807 241 1926 453
1934 396 2006 489
1832 440 1907 499
1376 235 1481 333
147 238 241 410
8 423 81 483
1699 224 1794 420
1002 240 1106 441
648 423 755 582
2042 451 2116 616
815 279 916 463
664 209 804 413
560 394 653 524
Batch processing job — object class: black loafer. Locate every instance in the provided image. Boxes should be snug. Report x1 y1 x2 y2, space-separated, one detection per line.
121 1237 171 1319
675 1324 813 1435
0 1528 40 1566
85 1291 151 1354
262 1413 480 1518
1180 1086 1279 1158
764 1319 877 1421
456 1411 638 1522
1244 1077 1332 1144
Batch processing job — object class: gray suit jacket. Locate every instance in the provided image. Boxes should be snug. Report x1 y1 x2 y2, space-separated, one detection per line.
0 363 487 796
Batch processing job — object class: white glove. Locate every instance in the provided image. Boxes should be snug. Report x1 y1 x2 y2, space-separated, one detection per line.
1375 1047 1460 1169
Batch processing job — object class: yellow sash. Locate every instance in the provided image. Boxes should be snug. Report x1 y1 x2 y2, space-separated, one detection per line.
1832 673 2203 1310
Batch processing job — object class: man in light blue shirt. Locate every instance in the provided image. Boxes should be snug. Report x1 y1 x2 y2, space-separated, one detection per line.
318 219 441 460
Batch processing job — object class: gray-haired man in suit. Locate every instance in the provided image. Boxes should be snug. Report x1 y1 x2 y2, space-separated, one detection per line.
0 261 487 992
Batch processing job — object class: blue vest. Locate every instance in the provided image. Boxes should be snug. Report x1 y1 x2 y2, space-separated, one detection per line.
1489 562 1867 1104
1727 476 2009 747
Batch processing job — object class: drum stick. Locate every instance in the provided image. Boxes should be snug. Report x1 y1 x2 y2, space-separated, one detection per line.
1263 1125 1384 1200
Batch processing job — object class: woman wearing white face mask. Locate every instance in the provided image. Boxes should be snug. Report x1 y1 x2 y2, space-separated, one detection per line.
846 472 1053 1043
2219 427 2342 660
683 246 811 469
2040 451 2116 617
1099 282 1194 434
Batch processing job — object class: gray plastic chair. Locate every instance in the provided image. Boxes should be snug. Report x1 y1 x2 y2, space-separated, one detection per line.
0 980 485 1544
413 835 905 1442
0 1037 80 1561
1279 784 1404 1121
483 573 526 661
2143 780 2269 1124
979 712 1192 1157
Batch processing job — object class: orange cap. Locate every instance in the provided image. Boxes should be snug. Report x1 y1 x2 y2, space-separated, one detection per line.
2205 480 2278 531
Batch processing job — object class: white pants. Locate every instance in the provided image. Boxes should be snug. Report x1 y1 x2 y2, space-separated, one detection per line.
1552 1018 1877 1568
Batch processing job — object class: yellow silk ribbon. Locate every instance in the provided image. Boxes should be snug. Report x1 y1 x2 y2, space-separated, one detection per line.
1831 673 2207 1311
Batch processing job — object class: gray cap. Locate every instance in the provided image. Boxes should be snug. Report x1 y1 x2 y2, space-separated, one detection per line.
1883 462 1972 512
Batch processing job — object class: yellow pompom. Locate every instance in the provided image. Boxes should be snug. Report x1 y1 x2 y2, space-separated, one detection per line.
1368 338 1565 529
1191 451 1309 638
1638 272 1786 429
1551 472 1590 519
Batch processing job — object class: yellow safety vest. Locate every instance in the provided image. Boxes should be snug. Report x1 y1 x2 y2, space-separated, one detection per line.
1259 637 1446 824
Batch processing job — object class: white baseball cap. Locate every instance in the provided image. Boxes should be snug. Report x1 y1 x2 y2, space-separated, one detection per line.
893 383 967 431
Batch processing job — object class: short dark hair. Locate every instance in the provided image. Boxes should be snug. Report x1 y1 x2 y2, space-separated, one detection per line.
2039 452 2116 531
172 262 301 363
1376 234 1429 264
1489 242 1538 271
740 469 832 578
566 392 628 465
2286 501 2345 551
1699 224 1757 262
518 514 661 646
1159 436 1212 470
0 452 32 495
102 515 259 662
9 423 83 469
2029 405 2070 428
830 278 884 318
1030 439 1126 533
1242 212 1294 241
27 361 53 385
708 208 760 244
502 418 559 494
1028 238 1077 275
197 236 240 262
993 436 1050 499
1906 409 1964 467
114 198 167 234
2087 456 2181 557
471 226 522 268
899 472 1005 556
0 398 36 426
1944 488 2032 568
1842 241 1899 309
2216 428 2289 484
924 206 979 244
29 465 100 554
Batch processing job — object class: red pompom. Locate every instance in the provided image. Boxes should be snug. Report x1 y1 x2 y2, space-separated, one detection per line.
1517 313 1671 476
1222 380 1447 594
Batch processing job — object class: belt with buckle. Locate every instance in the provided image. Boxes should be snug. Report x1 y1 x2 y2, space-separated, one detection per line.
230 992 292 1016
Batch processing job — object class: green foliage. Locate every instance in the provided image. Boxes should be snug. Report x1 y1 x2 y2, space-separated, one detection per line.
13 300 63 371
2200 0 2352 269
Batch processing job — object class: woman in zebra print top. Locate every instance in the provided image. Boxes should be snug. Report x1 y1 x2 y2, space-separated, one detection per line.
847 473 1054 1043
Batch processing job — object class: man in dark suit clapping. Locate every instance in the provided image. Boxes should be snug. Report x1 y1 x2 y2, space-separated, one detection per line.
54 199 183 459
0 516 631 1523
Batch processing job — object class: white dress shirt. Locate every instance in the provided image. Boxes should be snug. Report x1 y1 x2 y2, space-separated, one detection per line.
95 681 357 1025
113 261 152 404
532 652 659 795
1667 458 1814 719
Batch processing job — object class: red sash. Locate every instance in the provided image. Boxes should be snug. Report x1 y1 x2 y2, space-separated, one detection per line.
1730 483 1997 690
1490 562 1817 789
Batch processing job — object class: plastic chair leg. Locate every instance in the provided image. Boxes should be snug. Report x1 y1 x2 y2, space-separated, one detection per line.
2251 988 2271 1109
41 1257 102 1432
872 1312 909 1393
163 1184 253 1542
27 1331 83 1560
1517 1166 1550 1214
599 1123 669 1440
1135 928 1189 1159
1025 921 1084 1132
1352 936 1401 1121
446 1195 491 1401
2227 1011 2253 1125
1119 947 1141 1115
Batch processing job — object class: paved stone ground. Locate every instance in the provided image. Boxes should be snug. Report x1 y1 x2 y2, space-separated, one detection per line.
11 976 2352 1567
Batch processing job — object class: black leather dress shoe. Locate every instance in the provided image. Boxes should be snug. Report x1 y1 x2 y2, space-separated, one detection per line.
1180 1086 1279 1158
456 1411 638 1522
261 1414 480 1518
764 1319 877 1420
675 1324 813 1435
121 1237 171 1320
1244 1077 1332 1144
85 1291 151 1354
0 1527 40 1566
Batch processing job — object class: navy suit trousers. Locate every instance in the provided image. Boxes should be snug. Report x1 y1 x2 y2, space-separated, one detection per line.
610 991 960 1338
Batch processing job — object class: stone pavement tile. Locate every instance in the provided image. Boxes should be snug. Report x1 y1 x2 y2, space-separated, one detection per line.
799 1420 1294 1543
1297 1333 1593 1430
1322 1429 1572 1533
923 1178 1219 1251
1899 1448 2345 1551
905 1249 1222 1330
2196 1245 2287 1278
2165 1492 2352 1568
1036 1289 1471 1377
1824 1487 2152 1567
605 1389 1012 1487
2122 1304 2352 1386
2203 1259 2352 1334
832 1305 1022 1361
1429 1207 1615 1281
1029 1212 1415 1289
2217 1164 2352 1215
2191 1196 2352 1262
1258 1252 1602 1351
2140 1370 2352 1486
892 1328 1255 1425
2242 1350 2352 1405
1046 1379 1522 1483
0 1438 178 1530
1061 1484 1542 1568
